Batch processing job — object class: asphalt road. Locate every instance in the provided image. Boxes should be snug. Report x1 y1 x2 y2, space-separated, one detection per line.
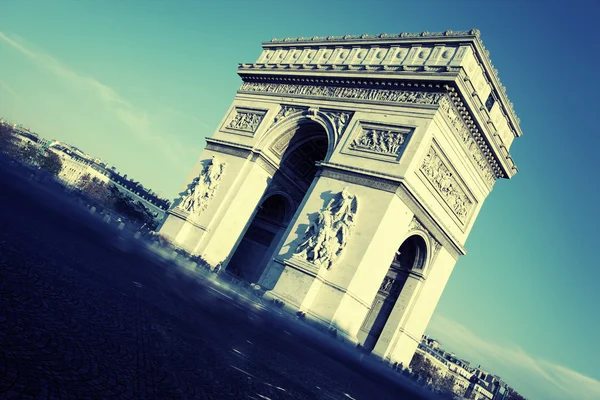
0 162 437 400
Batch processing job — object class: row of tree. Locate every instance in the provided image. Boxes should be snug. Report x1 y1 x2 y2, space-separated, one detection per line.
0 123 63 175
404 352 526 400
405 352 461 398
75 173 159 230
1 122 159 230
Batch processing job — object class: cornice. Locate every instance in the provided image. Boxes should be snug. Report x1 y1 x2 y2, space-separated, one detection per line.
317 161 401 193
205 137 253 159
256 29 521 138
264 29 481 46
449 77 518 178
238 63 462 75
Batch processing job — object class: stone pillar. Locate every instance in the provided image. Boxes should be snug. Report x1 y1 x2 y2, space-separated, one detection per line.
261 172 412 342
196 160 274 265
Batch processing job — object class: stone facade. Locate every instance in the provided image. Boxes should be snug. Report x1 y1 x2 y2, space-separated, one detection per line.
158 30 521 367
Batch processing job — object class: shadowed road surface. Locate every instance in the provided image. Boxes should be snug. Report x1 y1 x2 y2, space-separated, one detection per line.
0 163 435 400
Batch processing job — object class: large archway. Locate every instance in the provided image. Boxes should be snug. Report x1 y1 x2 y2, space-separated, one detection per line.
226 121 329 282
358 234 428 351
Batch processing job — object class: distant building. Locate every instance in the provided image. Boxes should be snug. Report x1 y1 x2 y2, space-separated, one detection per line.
49 144 109 186
5 121 170 220
416 335 521 400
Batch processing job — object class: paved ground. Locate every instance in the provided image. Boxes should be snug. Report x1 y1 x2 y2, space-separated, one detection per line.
0 162 436 400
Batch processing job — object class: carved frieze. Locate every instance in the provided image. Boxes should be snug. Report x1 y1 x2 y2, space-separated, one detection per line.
176 156 226 217
420 146 474 223
295 188 358 270
224 108 266 136
239 82 443 106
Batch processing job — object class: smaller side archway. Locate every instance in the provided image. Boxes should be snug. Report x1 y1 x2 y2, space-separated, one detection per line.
358 234 428 352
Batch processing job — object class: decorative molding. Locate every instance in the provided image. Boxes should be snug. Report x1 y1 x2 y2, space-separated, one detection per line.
205 138 252 159
270 129 296 158
239 81 444 107
321 109 352 137
272 105 306 126
167 207 189 220
237 76 510 180
420 146 474 224
240 63 454 74
431 239 442 263
295 188 358 270
254 154 277 176
223 108 266 136
439 95 496 185
318 163 399 193
408 216 442 266
396 182 466 259
408 217 426 232
268 30 481 44
268 106 352 154
262 29 519 127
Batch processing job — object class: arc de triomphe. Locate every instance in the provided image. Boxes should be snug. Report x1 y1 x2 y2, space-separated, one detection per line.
158 30 521 366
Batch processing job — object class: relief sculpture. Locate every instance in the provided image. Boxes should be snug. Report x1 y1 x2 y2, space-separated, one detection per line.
177 156 226 216
295 188 358 270
420 147 472 222
273 105 305 124
350 128 408 155
227 110 264 133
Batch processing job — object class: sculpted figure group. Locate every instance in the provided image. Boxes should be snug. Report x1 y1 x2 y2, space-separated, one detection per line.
295 187 358 270
227 111 263 132
351 129 407 155
177 156 226 216
420 148 471 220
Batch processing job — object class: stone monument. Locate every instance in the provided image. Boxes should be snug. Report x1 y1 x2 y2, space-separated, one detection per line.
158 29 522 367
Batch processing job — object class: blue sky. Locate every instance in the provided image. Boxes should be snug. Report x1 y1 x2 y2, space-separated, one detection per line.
1 1 598 398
